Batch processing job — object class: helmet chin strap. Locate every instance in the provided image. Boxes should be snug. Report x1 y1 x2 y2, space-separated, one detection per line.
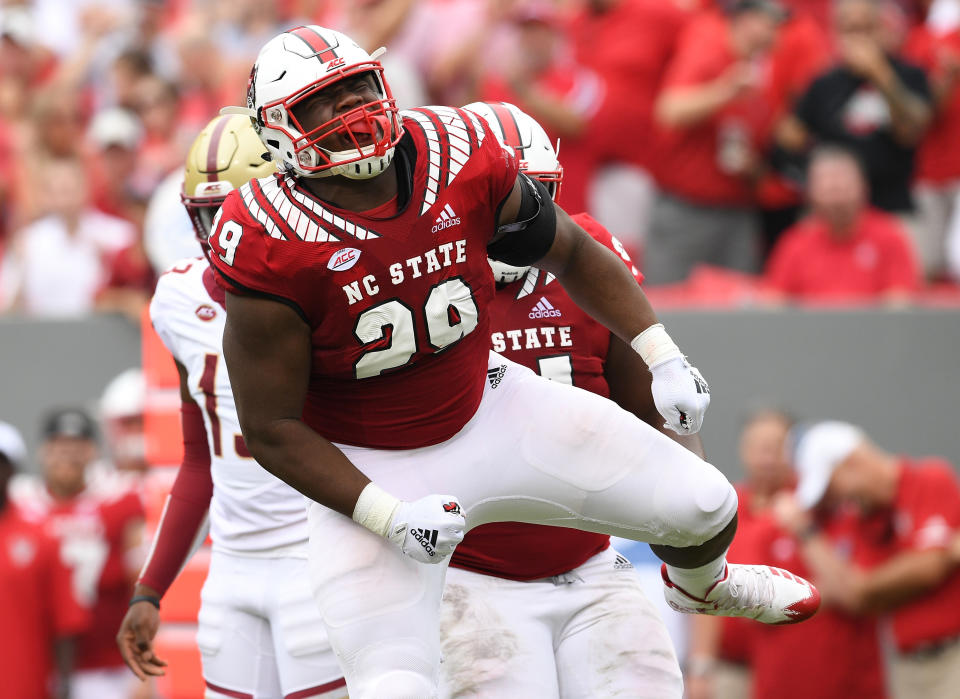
303 145 396 180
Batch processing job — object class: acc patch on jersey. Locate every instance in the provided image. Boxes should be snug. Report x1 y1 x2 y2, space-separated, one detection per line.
195 304 217 321
327 247 361 271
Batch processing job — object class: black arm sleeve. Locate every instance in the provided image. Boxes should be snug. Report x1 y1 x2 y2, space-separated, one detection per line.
487 174 557 266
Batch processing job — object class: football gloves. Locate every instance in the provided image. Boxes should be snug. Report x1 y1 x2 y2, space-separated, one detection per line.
386 494 466 564
650 355 711 435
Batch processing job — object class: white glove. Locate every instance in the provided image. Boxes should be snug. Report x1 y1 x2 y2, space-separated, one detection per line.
386 494 466 563
352 483 465 564
649 355 711 435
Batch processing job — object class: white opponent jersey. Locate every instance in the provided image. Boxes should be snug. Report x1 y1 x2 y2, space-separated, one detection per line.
150 257 307 555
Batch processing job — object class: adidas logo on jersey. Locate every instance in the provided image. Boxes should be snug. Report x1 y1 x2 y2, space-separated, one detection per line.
613 554 633 570
411 528 440 557
529 297 561 319
487 364 507 389
431 204 461 233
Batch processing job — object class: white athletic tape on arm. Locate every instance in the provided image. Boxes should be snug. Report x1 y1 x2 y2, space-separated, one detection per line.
352 482 401 538
630 323 683 369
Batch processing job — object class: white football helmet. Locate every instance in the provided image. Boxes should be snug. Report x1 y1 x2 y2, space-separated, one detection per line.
227 25 404 180
463 101 563 284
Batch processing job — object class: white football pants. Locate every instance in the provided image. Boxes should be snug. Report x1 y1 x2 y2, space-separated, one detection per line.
198 551 346 699
440 547 683 698
307 352 736 699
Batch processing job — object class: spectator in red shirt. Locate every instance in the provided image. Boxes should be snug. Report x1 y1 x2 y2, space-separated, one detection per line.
904 12 960 279
686 408 795 699
478 4 606 190
0 420 89 699
752 501 889 699
765 145 920 303
13 409 145 699
646 0 785 285
781 420 960 699
548 0 694 247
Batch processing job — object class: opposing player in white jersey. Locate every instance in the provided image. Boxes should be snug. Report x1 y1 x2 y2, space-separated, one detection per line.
435 101 686 697
116 115 347 699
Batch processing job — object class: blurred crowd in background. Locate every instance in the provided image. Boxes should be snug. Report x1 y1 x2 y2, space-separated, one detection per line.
1 0 960 317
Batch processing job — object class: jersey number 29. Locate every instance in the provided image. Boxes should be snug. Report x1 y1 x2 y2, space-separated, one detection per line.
354 277 478 379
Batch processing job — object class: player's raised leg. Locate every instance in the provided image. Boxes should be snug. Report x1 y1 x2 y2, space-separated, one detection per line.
476 355 819 626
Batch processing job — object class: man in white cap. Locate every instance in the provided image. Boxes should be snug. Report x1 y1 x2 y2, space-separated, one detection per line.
775 420 960 699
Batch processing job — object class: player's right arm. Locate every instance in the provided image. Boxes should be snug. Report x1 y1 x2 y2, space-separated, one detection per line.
222 292 369 517
222 290 465 564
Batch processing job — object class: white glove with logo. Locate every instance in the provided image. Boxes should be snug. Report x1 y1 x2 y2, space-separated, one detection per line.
386 495 466 563
649 355 711 434
631 323 711 435
353 484 465 564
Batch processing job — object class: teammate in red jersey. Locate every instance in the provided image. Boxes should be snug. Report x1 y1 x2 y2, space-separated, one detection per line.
208 26 819 698
12 408 144 699
0 421 89 699
436 101 695 696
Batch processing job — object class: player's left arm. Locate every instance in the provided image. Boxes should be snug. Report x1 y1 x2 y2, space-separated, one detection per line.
491 175 710 434
604 335 705 458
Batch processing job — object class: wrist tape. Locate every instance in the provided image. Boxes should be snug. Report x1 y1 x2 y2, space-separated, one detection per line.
352 482 401 538
630 323 682 369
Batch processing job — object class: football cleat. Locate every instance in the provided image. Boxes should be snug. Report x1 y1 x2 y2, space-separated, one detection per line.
661 563 820 625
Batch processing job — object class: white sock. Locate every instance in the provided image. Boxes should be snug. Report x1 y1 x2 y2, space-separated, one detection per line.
665 555 727 598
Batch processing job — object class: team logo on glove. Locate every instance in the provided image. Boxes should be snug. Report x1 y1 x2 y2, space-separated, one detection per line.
693 374 710 394
442 501 461 515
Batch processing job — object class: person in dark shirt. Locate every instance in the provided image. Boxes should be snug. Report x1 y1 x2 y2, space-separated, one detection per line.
776 0 932 216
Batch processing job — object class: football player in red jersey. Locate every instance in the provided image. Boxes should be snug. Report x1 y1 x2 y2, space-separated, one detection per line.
436 101 691 696
0 421 89 699
208 26 819 698
12 408 144 699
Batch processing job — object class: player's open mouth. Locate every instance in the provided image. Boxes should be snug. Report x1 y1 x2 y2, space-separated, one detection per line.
345 119 378 148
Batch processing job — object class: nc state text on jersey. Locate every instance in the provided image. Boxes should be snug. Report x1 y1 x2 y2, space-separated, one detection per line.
342 238 468 305
491 326 573 352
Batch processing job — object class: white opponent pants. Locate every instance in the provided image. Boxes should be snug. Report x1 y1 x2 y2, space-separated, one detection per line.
307 353 737 699
198 550 346 699
440 547 683 698
71 667 136 699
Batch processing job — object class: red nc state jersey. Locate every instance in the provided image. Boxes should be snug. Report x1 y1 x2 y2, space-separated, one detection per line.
209 107 518 449
451 212 644 580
